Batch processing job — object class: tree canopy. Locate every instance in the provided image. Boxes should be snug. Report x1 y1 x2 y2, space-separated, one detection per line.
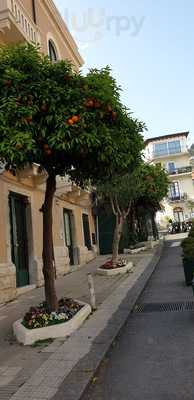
97 162 169 263
0 43 146 310
0 43 145 184
98 162 169 214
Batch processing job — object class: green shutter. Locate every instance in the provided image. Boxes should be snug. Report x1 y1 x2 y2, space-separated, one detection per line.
82 214 92 250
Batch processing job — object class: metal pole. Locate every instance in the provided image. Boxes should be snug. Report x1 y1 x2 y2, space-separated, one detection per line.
87 273 97 311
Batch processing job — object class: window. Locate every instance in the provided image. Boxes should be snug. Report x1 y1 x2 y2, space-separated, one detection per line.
169 182 180 199
154 142 168 156
82 214 92 250
63 211 71 247
154 140 181 157
168 162 176 174
173 208 184 222
48 40 58 62
168 140 181 154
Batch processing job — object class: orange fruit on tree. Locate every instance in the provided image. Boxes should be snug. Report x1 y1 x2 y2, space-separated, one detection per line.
85 99 94 108
72 115 80 123
67 118 74 125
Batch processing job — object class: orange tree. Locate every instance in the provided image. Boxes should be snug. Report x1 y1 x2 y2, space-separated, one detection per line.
98 163 168 266
0 44 144 311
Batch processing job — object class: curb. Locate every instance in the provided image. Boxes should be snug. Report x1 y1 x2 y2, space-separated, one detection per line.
52 242 164 400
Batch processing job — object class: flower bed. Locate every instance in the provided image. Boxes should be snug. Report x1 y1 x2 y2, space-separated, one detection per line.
13 299 91 345
22 298 83 330
97 258 133 276
100 258 127 270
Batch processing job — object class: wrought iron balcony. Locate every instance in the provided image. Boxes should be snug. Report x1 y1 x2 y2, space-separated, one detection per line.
168 193 188 202
168 166 192 175
0 0 40 45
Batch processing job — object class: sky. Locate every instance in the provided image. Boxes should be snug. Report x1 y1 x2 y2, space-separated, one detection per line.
54 0 194 145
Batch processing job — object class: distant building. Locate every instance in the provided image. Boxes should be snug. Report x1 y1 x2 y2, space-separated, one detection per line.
145 132 194 226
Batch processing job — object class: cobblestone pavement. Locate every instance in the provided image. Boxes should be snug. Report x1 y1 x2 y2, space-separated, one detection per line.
81 236 194 400
0 251 155 400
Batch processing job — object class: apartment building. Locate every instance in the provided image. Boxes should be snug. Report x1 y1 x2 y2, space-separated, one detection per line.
145 132 194 226
0 0 97 303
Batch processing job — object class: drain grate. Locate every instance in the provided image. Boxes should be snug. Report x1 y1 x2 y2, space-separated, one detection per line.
133 301 194 313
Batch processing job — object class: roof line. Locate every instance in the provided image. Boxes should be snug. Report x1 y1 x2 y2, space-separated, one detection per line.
145 131 189 145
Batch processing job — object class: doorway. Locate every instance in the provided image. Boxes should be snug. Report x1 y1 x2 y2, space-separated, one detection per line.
82 213 92 250
173 207 184 223
63 209 74 265
9 192 30 287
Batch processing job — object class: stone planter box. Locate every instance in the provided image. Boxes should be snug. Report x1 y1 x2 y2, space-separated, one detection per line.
97 262 133 276
13 301 91 346
124 247 147 254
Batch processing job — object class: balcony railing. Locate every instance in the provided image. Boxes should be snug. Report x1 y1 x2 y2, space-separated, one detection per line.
168 193 188 202
168 166 192 175
0 0 40 44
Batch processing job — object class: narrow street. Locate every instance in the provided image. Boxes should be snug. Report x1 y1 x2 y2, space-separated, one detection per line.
82 236 194 400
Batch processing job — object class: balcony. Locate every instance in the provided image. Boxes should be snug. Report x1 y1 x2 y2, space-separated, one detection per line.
168 193 188 203
0 0 40 45
168 166 192 176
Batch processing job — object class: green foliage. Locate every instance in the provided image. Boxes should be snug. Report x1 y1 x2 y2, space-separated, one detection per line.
0 43 145 183
189 144 194 156
98 162 169 213
181 237 194 261
188 223 194 238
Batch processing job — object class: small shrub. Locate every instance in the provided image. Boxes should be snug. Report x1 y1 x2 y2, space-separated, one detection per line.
181 237 194 260
181 236 194 285
188 224 194 238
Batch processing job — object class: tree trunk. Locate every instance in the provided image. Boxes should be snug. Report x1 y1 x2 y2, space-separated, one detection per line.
128 202 137 240
42 173 58 312
151 211 159 240
112 214 124 267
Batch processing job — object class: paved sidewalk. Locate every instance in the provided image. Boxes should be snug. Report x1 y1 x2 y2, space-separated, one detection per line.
0 247 162 400
81 236 193 400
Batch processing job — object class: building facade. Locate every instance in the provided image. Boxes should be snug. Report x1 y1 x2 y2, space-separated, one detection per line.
0 0 97 304
145 132 194 227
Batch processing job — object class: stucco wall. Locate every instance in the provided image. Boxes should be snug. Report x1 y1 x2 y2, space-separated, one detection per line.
0 173 96 304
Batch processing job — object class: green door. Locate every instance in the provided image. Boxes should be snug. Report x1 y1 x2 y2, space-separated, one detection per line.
82 213 92 250
9 192 29 287
63 209 74 265
98 211 130 255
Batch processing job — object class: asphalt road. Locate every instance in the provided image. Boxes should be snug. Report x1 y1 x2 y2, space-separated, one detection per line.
81 236 194 400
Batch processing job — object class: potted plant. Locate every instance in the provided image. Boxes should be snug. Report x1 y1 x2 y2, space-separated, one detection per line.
181 237 194 285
